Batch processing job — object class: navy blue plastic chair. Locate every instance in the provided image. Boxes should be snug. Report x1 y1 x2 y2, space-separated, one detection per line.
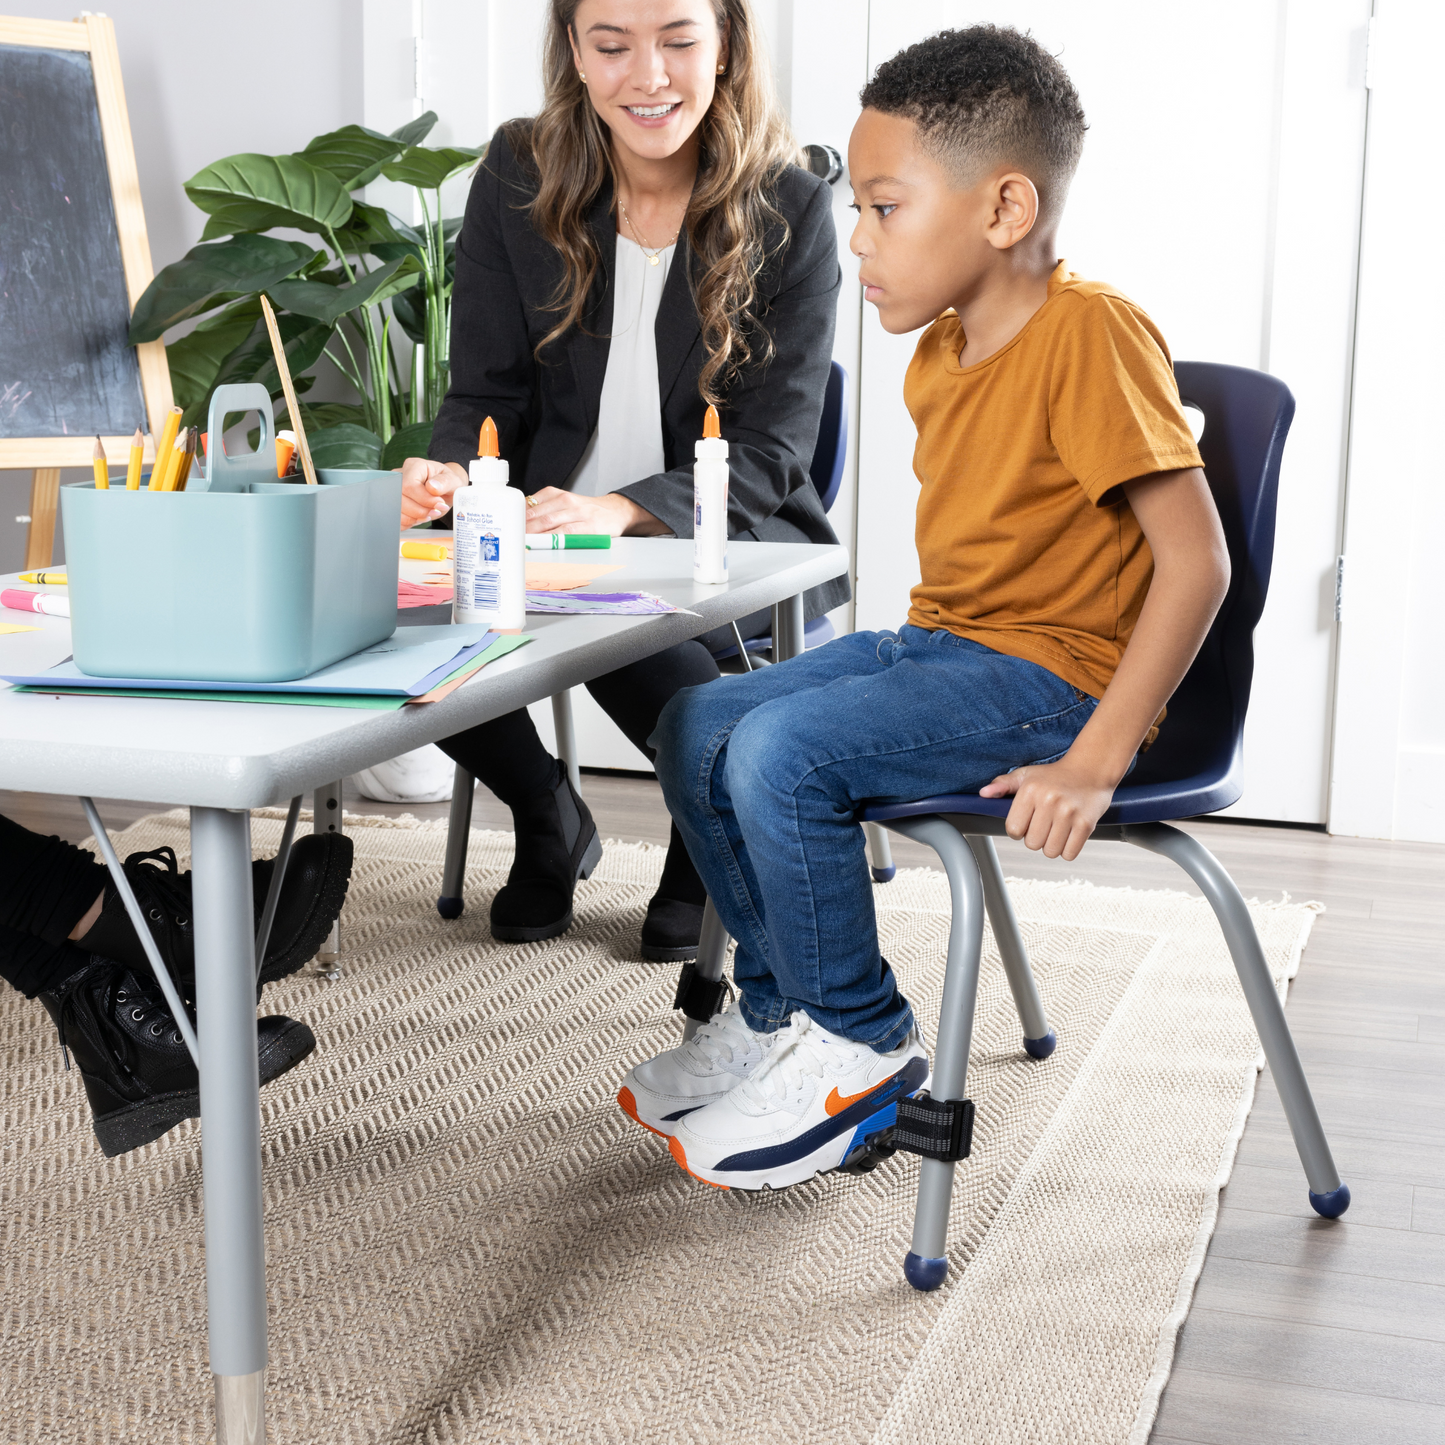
856 361 1350 1292
709 359 848 664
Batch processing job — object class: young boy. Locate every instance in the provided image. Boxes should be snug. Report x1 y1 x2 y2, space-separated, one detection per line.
618 26 1226 1189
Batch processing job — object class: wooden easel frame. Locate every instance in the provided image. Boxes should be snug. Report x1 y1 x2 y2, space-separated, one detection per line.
0 14 173 566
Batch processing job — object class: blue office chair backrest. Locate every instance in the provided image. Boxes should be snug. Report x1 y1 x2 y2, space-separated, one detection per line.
1127 361 1295 790
809 361 848 513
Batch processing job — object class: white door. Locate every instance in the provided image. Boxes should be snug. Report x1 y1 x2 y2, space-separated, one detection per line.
852 1 1370 824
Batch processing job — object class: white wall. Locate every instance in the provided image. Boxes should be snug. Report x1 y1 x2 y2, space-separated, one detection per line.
0 0 362 572
1329 0 1445 841
854 0 1369 827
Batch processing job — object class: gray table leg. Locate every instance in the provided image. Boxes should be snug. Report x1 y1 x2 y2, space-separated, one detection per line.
191 806 268 1443
438 765 475 919
770 593 805 662
552 689 582 795
310 781 344 978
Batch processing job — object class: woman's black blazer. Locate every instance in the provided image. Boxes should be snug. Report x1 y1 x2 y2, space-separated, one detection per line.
430 124 850 617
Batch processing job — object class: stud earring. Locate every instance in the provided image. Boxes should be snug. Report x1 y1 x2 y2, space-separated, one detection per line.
578 70 587 83
716 64 726 75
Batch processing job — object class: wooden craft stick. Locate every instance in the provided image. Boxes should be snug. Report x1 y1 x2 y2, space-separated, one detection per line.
259 294 318 486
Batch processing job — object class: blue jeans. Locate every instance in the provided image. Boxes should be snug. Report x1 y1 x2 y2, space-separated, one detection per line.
651 626 1098 1051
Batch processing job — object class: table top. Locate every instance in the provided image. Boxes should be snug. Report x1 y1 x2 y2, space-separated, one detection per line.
0 538 847 809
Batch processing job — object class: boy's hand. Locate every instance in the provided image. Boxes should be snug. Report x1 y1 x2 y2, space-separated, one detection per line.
400 457 467 529
979 760 1116 861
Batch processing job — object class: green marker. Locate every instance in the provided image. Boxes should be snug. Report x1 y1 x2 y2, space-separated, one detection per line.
523 533 612 550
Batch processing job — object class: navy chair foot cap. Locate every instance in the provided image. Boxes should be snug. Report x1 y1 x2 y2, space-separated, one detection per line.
1023 1029 1057 1060
871 866 897 884
437 896 464 920
1309 1183 1351 1219
903 1252 948 1292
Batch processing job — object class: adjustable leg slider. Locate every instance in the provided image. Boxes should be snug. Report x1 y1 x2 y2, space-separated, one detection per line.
894 1091 975 1162
672 962 728 1024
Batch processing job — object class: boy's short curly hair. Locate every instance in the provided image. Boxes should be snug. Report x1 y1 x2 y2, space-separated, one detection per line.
860 26 1086 222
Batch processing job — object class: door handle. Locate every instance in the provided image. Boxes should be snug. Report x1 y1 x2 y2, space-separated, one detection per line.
803 143 844 185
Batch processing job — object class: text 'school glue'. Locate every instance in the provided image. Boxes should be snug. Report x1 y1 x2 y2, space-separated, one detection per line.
693 404 728 584
453 416 526 631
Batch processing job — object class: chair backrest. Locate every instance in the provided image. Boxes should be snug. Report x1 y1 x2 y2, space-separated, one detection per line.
1128 361 1295 790
809 360 848 513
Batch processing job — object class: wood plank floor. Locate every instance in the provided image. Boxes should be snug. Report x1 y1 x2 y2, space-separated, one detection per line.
5 775 1442 1440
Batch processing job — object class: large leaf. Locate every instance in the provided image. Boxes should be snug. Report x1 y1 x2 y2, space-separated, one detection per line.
391 111 438 147
298 401 369 432
184 153 354 236
381 420 434 470
333 202 422 256
129 236 319 343
389 286 426 345
308 423 383 470
381 144 483 190
299 125 407 190
268 255 422 326
207 312 333 400
164 299 264 426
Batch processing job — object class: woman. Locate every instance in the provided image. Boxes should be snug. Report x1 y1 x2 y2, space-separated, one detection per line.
400 0 847 960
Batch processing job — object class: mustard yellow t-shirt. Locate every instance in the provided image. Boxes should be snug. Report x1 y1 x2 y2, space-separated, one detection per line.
904 261 1203 700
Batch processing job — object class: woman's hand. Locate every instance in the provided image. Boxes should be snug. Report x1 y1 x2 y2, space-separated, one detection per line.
523 487 670 537
399 457 467 529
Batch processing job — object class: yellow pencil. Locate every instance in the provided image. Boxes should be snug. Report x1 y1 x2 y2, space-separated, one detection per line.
92 436 110 490
171 428 197 491
149 406 183 491
125 427 144 490
157 431 186 492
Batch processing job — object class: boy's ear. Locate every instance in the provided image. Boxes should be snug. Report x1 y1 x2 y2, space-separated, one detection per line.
985 172 1040 251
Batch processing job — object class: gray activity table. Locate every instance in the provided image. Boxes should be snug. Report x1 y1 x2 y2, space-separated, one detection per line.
0 537 848 1442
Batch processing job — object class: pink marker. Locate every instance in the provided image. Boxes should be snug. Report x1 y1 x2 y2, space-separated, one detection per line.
2 589 69 618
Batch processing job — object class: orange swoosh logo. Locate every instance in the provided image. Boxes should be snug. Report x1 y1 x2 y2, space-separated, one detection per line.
825 1078 888 1117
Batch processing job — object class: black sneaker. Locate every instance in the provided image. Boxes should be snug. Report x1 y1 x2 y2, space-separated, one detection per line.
77 835 353 990
38 955 316 1158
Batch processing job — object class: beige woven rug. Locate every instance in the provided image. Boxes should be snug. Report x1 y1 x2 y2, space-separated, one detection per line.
0 810 1320 1445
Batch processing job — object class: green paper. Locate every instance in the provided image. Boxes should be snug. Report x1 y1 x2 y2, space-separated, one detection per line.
11 636 533 709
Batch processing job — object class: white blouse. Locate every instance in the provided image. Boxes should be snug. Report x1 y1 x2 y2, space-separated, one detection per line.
566 234 676 498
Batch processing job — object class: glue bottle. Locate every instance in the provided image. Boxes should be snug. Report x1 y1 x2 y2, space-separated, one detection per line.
453 417 526 631
693 404 729 584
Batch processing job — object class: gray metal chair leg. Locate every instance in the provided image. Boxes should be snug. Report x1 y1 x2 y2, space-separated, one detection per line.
965 834 1056 1058
190 806 269 1443
438 764 475 919
885 816 988 1289
552 689 582 795
681 898 731 1043
864 820 896 883
310 781 344 978
1123 821 1350 1218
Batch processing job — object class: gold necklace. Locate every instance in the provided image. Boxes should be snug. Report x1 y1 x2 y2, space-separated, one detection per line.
618 200 681 266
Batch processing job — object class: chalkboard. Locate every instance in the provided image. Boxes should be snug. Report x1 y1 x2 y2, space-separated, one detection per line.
0 42 146 439
0 14 171 569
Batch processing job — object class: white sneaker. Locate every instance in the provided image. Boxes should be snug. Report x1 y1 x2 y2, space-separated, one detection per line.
618 997 775 1138
667 1011 930 1190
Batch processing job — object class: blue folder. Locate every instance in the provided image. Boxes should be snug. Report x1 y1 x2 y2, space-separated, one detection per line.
1 625 498 697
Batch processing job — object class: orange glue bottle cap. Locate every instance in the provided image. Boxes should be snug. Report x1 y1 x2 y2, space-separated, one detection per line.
703 405 721 438
696 403 727 459
478 417 500 458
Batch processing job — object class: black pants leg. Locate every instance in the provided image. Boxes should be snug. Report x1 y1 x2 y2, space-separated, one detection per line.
437 640 722 905
0 814 111 995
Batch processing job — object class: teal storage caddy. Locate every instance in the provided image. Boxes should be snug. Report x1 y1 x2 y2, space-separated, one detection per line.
60 384 402 683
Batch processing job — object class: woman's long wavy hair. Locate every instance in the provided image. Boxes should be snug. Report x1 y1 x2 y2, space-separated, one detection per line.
505 0 800 403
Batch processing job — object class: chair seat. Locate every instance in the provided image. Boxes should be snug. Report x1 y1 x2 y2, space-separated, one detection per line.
708 612 836 662
859 756 1243 828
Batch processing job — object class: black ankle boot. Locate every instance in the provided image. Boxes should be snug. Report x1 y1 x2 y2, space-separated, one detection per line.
38 955 316 1157
490 768 603 943
639 823 708 963
77 836 353 989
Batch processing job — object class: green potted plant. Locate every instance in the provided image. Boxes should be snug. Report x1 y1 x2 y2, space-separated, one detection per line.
128 112 482 470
